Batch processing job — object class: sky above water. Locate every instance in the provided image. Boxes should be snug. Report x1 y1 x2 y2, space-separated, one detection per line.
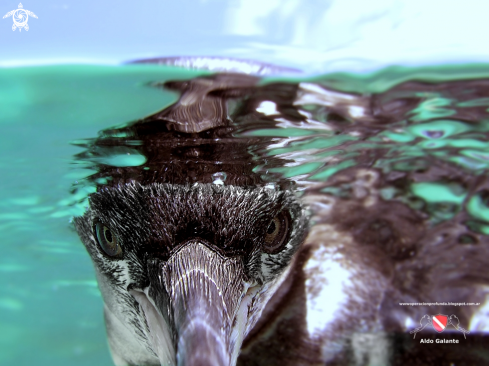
1 0 489 72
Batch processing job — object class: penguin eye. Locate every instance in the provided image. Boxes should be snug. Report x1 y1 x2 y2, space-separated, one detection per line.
263 210 291 254
95 222 122 258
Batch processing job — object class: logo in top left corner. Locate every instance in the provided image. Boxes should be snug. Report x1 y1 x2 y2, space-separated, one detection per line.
3 3 37 32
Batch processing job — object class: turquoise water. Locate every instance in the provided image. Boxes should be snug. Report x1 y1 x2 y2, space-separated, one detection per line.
2 64 489 365
0 66 203 365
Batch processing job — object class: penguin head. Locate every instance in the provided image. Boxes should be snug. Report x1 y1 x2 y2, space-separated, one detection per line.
74 182 307 365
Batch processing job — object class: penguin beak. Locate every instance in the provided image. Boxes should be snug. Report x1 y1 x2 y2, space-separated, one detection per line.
131 241 248 366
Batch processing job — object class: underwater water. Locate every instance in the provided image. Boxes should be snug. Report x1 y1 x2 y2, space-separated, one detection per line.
2 63 489 365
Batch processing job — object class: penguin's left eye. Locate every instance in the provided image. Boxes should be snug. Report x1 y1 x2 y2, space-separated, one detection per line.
95 222 122 258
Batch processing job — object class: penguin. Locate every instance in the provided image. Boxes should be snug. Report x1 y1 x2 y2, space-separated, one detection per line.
73 58 489 365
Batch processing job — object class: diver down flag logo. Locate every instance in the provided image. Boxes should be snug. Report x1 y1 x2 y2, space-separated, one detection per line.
432 314 448 333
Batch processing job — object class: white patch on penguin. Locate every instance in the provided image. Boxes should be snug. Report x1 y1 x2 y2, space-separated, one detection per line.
303 245 350 337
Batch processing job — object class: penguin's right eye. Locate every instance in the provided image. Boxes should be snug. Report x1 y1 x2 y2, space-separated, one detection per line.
95 222 122 258
263 210 291 254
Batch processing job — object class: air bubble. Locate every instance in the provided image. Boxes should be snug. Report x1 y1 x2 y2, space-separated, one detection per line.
264 183 277 190
212 172 227 185
423 130 444 139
